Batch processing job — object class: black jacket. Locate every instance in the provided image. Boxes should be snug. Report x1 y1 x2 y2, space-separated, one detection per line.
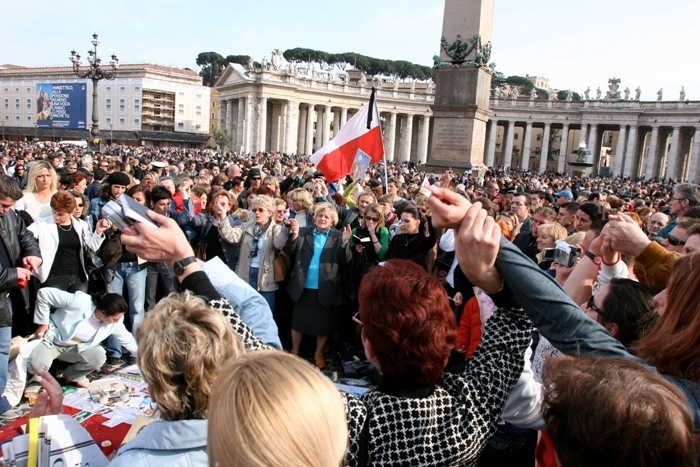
0 210 41 326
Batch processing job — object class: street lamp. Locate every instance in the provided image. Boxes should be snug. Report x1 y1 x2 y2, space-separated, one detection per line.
69 33 119 151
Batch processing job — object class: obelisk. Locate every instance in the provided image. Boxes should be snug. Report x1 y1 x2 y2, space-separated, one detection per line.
428 0 494 171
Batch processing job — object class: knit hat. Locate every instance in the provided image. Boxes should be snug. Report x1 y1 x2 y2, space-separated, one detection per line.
106 171 131 186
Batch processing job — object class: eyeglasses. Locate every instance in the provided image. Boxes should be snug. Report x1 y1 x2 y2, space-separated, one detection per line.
363 216 380 222
587 295 605 316
16 167 24 170
251 208 267 213
667 234 686 246
251 177 261 181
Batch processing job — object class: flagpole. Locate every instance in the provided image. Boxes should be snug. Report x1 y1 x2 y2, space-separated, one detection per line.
369 87 389 194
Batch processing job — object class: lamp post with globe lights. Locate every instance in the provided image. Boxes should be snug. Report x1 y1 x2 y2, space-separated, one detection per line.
69 33 119 151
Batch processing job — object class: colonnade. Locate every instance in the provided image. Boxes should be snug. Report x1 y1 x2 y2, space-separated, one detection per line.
484 118 700 181
220 96 431 162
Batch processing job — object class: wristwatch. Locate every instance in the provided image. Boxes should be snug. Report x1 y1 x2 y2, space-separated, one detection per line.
585 250 601 264
173 256 197 276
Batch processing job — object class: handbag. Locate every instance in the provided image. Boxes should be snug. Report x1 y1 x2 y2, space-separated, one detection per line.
99 230 123 270
273 249 291 282
82 229 104 277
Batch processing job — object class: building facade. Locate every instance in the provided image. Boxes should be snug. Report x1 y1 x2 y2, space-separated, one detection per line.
0 63 211 147
217 61 699 182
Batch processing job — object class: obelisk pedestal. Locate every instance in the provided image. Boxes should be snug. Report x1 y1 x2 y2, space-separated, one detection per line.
427 0 494 172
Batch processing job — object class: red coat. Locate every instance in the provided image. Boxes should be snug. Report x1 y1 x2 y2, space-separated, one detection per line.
456 296 482 358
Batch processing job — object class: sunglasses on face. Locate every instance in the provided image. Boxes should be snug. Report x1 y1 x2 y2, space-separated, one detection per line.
252 208 267 213
363 216 380 222
667 234 686 246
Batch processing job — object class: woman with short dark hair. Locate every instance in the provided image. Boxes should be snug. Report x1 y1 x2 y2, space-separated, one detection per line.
27 290 135 387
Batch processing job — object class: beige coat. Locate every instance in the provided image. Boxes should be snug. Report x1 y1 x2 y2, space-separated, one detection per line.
218 219 284 292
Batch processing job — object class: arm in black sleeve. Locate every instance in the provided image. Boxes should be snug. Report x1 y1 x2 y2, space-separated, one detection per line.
178 270 222 301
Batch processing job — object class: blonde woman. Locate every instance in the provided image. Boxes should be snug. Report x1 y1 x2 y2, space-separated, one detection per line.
110 292 244 466
262 175 282 199
208 351 348 466
217 195 285 310
287 188 314 228
14 160 57 220
535 222 568 270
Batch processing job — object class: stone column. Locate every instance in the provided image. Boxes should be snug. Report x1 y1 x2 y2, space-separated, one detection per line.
340 107 348 129
278 101 288 153
227 99 235 144
612 125 627 177
418 115 430 163
219 100 227 130
257 97 268 152
297 105 307 154
485 119 498 167
503 121 515 168
688 127 700 183
520 121 533 170
623 125 638 177
385 112 397 161
333 109 340 139
587 124 598 164
557 124 570 173
666 126 681 180
401 114 414 161
644 126 660 179
323 105 332 145
243 94 256 153
538 123 551 173
305 104 315 155
285 100 299 155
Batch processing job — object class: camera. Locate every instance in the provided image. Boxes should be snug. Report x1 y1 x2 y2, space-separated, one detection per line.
541 240 581 268
101 194 157 231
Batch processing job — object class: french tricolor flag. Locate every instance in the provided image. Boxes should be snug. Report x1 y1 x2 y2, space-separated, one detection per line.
310 89 385 181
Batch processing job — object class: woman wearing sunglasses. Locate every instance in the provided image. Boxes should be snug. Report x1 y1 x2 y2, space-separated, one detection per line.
217 194 284 311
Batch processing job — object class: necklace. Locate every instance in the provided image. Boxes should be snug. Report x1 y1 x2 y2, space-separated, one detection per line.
57 223 72 232
404 233 419 246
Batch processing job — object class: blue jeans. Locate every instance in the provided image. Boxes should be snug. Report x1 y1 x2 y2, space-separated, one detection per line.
104 262 147 358
249 266 275 311
0 326 12 413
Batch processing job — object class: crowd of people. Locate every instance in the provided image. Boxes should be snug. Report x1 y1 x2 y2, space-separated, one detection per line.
0 138 698 466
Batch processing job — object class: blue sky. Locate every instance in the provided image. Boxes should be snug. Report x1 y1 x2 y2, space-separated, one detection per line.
2 0 698 99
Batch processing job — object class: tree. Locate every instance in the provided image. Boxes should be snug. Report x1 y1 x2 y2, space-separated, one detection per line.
212 128 231 149
225 55 252 68
196 52 225 87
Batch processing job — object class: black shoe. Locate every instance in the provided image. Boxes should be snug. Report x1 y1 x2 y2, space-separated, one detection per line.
106 356 122 366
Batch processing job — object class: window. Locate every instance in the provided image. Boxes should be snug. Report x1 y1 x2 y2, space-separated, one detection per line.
196 94 202 99
514 133 519 140
178 122 184 130
134 86 140 91
15 116 20 123
27 116 32 122
178 103 185 116
212 101 216 108
196 105 202 117
134 118 140 126
119 118 125 126
106 86 112 92
120 99 125 111
536 135 542 141
195 124 201 130
26 88 31 93
15 99 19 110
211 112 215 119
14 88 19 93
120 86 126 92
26 98 31 110
134 99 140 111
3 99 8 110
106 117 112 125
179 92 185 97
106 98 112 111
